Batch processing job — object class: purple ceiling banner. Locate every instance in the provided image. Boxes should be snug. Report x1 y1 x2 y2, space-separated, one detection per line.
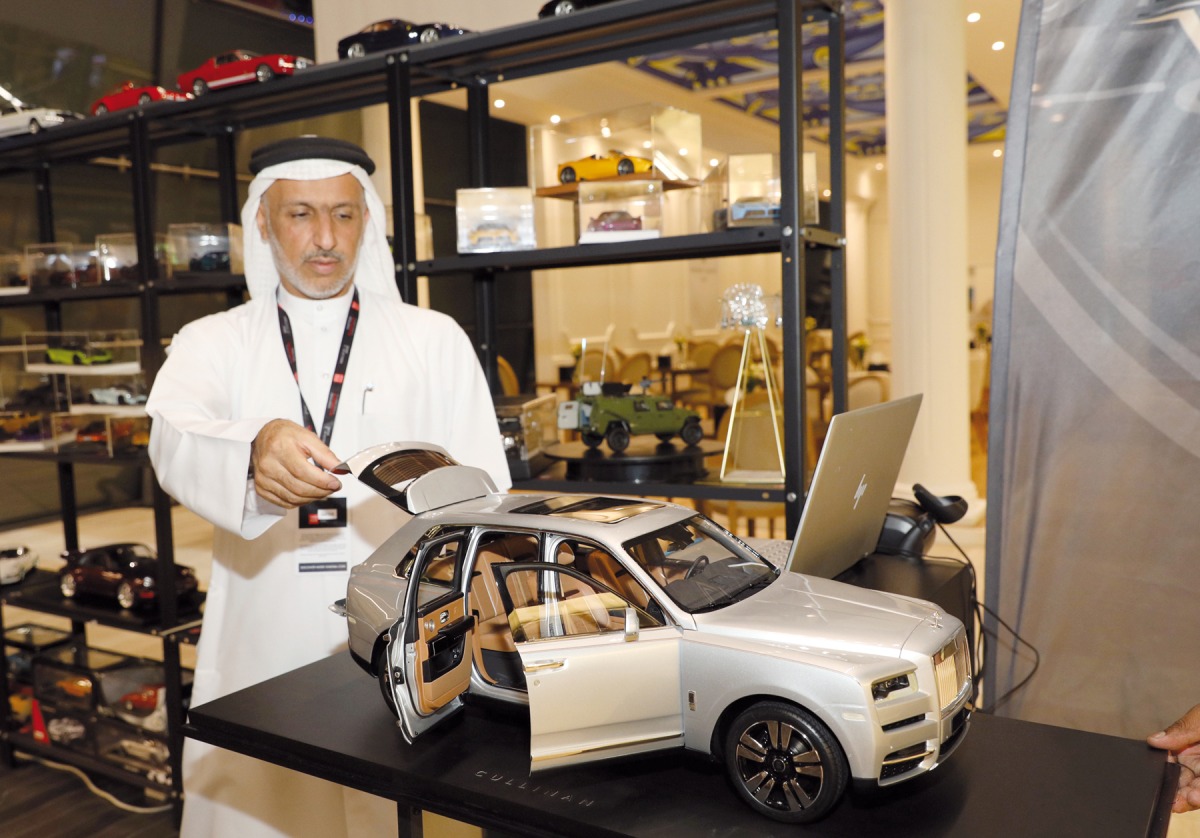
986 0 1200 738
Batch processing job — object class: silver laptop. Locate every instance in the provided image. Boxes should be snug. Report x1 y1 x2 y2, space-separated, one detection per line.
783 393 922 578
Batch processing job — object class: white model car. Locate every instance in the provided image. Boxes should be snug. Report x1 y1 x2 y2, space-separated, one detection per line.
0 103 82 138
0 545 37 585
333 442 972 823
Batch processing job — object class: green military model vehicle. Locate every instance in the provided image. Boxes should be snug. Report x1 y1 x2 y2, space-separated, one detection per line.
558 381 704 452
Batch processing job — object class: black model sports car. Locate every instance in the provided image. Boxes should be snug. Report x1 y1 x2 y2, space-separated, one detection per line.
538 0 618 17
337 20 468 60
59 543 198 611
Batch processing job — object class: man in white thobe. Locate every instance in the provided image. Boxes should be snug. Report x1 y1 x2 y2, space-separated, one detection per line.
147 136 510 837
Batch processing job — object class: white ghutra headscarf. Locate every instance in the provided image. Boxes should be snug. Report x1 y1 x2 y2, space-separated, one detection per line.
241 136 400 304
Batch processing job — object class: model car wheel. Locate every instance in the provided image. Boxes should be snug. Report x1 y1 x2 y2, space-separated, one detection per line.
138 93 152 106
346 42 366 58
617 158 635 176
117 581 136 610
606 424 631 453
725 701 849 823
256 64 275 83
419 28 440 43
95 103 109 116
681 419 704 446
60 573 76 598
581 431 604 449
28 120 41 134
559 166 577 184
552 0 576 13
192 79 208 96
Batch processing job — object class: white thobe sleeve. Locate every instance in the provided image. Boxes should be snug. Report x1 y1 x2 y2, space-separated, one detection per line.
146 318 285 539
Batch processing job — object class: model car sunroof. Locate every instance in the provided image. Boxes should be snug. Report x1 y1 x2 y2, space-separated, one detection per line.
511 496 661 522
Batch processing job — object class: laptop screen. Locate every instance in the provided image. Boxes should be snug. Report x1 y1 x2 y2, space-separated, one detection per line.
783 393 922 578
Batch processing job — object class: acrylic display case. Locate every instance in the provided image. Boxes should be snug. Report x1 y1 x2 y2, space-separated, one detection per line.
0 411 52 450
532 104 703 194
70 372 149 415
23 330 142 376
0 252 29 295
52 411 108 453
705 152 817 231
109 414 151 452
456 187 537 253
168 222 244 274
24 243 97 289
495 393 558 480
96 232 172 283
577 180 663 244
95 718 172 784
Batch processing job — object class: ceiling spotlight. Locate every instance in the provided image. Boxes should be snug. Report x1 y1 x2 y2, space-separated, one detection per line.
967 12 981 23
493 99 506 109
874 162 884 171
822 188 831 198
709 158 720 167
679 148 688 156
991 41 1005 51
993 149 1003 158
549 114 561 124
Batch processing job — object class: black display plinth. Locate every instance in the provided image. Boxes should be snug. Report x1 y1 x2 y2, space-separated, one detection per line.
544 439 720 483
185 653 1173 838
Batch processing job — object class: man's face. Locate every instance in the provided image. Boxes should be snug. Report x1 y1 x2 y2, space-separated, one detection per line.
257 173 368 300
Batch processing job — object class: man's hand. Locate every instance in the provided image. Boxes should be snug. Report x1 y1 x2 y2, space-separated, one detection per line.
1149 704 1200 812
251 419 342 509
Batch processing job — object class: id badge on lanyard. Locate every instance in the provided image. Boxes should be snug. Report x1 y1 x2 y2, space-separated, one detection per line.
278 290 359 575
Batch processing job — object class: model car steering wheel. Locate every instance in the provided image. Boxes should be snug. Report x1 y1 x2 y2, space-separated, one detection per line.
685 555 710 580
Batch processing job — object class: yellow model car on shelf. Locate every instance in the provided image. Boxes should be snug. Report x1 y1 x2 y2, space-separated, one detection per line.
557 150 653 183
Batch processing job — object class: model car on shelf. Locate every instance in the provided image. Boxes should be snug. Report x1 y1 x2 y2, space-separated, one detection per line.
557 150 653 184
55 675 93 698
538 0 616 16
188 250 230 272
45 341 113 366
467 221 519 248
118 736 170 764
89 81 189 115
558 380 702 451
89 385 147 406
176 50 312 97
47 716 86 744
0 545 37 585
118 684 163 714
74 420 108 446
337 19 468 58
0 102 82 138
58 543 199 611
587 209 643 232
331 442 972 824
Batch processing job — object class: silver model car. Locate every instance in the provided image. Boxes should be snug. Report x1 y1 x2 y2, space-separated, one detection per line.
0 545 37 585
333 442 972 823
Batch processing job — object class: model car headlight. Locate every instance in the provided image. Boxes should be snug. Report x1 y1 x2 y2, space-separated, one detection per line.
872 673 914 701
295 58 310 69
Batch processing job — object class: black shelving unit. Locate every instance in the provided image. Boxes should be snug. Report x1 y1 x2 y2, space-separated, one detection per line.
0 0 848 820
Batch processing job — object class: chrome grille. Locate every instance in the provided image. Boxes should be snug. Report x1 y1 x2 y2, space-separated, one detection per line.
934 632 970 711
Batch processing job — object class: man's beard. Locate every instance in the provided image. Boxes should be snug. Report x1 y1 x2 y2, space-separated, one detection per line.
267 225 360 300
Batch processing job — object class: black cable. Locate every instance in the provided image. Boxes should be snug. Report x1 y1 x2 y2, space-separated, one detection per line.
924 520 1042 712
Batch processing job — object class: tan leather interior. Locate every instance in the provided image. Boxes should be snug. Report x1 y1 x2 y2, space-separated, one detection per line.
469 533 537 683
413 594 469 714
581 549 650 609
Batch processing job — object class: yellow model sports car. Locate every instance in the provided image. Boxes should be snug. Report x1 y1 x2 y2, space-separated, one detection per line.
557 150 653 183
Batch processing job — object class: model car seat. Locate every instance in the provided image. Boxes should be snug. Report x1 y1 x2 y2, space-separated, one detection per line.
582 549 651 609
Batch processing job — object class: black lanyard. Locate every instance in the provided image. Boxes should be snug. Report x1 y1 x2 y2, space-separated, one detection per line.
277 288 360 446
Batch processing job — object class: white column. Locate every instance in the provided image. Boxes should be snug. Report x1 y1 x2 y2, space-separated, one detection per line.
885 0 979 506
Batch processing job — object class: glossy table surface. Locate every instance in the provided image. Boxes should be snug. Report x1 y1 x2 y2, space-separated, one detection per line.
185 653 1174 838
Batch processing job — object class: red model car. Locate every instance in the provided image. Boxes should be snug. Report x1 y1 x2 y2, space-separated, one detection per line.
90 81 189 116
176 50 312 97
587 210 643 232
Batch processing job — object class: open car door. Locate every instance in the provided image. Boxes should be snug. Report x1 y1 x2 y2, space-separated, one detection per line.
385 529 476 743
494 562 684 771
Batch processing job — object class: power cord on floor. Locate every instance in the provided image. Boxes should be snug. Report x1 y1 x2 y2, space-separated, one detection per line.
925 520 1042 713
14 752 174 815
